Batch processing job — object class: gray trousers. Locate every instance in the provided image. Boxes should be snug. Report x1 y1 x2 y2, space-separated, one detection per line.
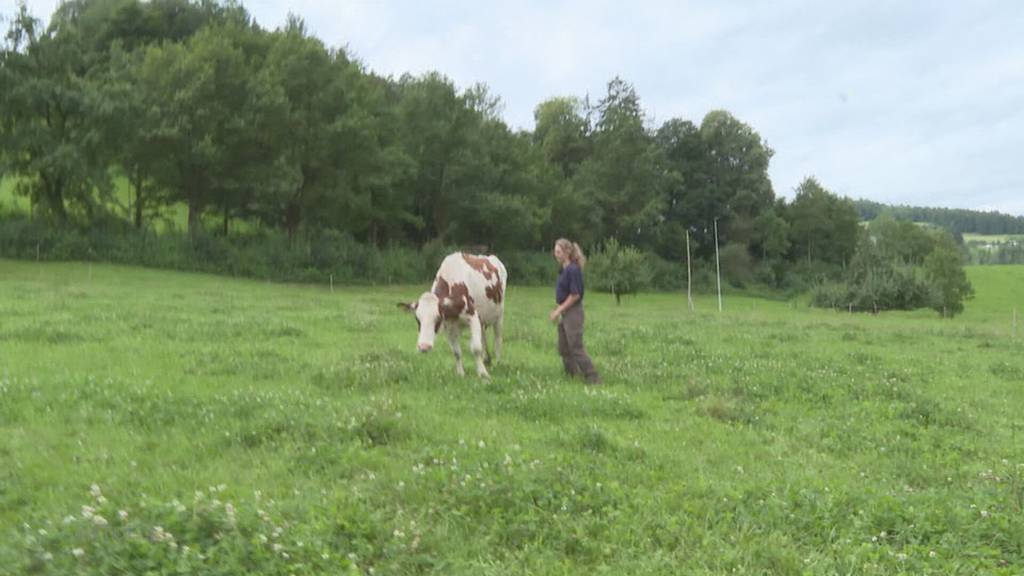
557 302 600 382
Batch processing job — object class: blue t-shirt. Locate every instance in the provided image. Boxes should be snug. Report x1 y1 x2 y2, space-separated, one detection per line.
555 263 584 304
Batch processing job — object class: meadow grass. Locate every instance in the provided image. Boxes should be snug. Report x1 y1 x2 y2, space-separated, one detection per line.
1 260 1022 574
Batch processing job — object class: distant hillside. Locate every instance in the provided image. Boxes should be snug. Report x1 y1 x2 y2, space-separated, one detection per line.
854 199 1024 235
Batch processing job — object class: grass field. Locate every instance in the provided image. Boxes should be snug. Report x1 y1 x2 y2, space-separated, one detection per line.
0 176 237 233
963 233 1024 245
1 260 1023 574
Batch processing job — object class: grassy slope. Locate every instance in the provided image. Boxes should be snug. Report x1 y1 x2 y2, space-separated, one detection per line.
1 261 1022 574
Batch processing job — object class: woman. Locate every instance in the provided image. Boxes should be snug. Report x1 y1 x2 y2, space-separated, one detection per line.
549 238 602 384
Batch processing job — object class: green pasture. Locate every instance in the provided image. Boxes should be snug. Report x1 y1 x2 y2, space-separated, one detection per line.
963 233 1024 245
0 176 250 234
1 261 1022 574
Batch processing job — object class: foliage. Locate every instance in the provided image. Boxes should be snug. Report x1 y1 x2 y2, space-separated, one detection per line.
813 225 973 315
788 176 860 267
587 237 652 304
855 198 1024 235
924 234 974 316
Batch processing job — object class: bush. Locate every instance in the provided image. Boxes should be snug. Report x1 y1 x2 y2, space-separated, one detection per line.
719 243 753 287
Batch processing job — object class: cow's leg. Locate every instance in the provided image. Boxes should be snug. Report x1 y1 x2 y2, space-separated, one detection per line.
481 324 492 366
445 324 466 377
493 312 504 364
468 315 490 379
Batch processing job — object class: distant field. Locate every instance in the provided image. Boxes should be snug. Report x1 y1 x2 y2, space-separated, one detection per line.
1 261 1023 574
0 176 251 233
963 233 1024 244
0 176 27 212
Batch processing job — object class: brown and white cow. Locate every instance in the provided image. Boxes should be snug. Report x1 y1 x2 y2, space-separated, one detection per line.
399 252 507 378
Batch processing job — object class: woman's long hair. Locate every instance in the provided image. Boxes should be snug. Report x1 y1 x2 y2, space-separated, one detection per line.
555 238 586 269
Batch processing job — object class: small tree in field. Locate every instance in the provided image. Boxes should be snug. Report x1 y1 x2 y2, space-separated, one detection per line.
588 238 652 304
924 235 974 317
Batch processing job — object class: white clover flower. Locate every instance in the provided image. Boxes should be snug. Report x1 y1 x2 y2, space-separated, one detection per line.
90 484 102 498
81 506 95 520
259 534 269 544
71 548 85 559
62 515 76 525
118 510 128 521
41 552 53 562
93 515 108 527
929 551 937 558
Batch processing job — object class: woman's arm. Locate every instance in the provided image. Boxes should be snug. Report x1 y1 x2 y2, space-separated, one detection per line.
549 293 580 322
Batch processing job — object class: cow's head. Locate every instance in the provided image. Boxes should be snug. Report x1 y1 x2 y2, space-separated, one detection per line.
398 292 443 352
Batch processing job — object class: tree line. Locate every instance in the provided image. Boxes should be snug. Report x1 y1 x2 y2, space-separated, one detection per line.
1 0 977 313
854 199 1024 236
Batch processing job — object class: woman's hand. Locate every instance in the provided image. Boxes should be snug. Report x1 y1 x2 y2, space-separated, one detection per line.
550 294 579 323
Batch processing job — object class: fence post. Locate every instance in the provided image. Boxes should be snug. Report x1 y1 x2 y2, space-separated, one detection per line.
330 274 334 293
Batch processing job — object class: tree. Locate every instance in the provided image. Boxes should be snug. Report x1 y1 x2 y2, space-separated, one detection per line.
532 96 590 179
653 118 703 261
395 72 479 243
0 5 111 222
571 77 670 249
924 234 973 316
134 20 270 238
697 110 775 251
587 237 652 304
787 176 859 267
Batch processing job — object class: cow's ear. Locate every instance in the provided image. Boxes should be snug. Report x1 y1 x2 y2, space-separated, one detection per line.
398 301 416 312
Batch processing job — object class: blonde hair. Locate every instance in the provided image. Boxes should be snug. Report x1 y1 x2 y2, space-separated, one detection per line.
554 238 586 269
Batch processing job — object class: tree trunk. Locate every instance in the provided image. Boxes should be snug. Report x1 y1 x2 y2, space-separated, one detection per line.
285 201 301 242
133 167 144 229
188 200 201 240
40 173 68 223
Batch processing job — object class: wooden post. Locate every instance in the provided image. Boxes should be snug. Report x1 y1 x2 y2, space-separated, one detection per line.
685 229 694 312
714 218 722 313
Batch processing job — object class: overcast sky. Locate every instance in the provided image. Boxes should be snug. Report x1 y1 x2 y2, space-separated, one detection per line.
10 0 1024 215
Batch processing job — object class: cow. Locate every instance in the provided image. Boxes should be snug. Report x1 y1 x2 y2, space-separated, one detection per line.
399 252 507 379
